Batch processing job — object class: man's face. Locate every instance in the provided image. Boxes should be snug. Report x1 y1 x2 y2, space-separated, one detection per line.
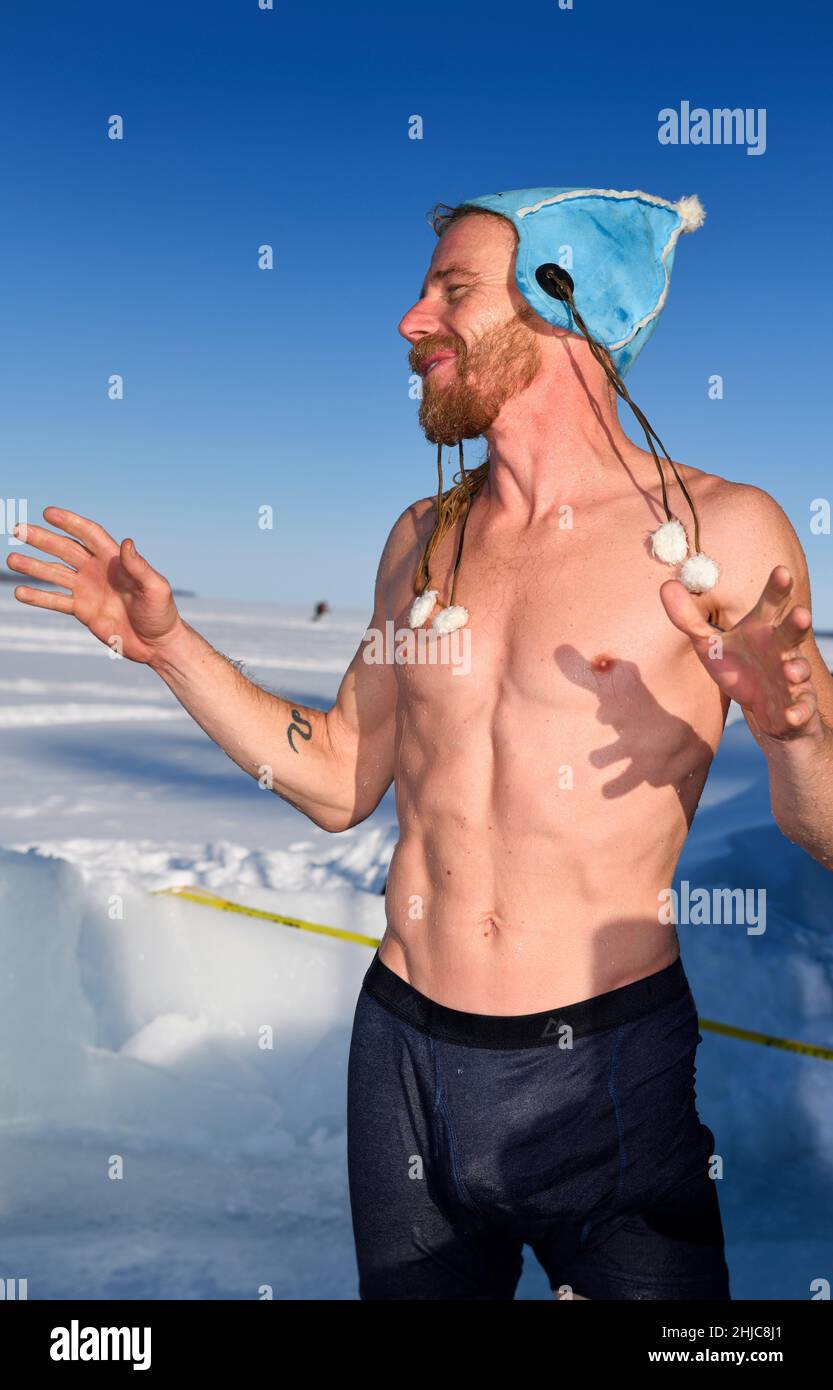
399 213 544 446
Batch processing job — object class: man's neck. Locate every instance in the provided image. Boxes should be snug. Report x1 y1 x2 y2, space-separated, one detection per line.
479 369 639 524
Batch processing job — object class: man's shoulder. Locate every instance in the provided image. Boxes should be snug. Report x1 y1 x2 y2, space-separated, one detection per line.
382 495 437 557
687 472 808 627
692 472 798 549
393 494 438 530
372 495 437 596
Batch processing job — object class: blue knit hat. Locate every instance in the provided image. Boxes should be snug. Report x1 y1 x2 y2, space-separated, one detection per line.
457 186 705 377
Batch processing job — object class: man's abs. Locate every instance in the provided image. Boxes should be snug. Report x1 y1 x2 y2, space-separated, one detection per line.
381 771 694 1015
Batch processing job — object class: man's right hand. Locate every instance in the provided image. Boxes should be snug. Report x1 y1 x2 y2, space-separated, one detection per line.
6 501 406 833
8 506 184 664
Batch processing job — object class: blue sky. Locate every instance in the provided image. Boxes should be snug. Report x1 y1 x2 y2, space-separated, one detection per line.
3 0 832 620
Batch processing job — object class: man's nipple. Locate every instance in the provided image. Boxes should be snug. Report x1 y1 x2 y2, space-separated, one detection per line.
590 653 616 673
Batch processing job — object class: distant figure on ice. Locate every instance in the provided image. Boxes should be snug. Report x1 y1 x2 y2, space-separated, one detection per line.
312 601 330 622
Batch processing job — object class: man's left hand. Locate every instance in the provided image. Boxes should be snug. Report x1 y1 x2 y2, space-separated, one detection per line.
659 564 823 743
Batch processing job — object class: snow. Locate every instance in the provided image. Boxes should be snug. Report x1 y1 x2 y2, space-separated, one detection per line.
0 585 831 1300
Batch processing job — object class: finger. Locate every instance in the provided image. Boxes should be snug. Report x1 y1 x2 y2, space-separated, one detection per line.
750 565 793 625
119 537 167 591
774 603 813 651
784 685 817 727
659 579 715 642
41 506 119 557
12 520 90 566
13 584 75 613
6 552 77 589
120 537 151 582
782 655 811 685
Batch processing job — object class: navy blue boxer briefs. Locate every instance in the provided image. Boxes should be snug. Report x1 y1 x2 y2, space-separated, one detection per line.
346 949 731 1300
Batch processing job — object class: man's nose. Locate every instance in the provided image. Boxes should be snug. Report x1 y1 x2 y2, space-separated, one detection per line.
398 297 444 344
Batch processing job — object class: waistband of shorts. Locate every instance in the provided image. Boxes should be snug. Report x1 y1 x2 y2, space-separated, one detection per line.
361 950 693 1048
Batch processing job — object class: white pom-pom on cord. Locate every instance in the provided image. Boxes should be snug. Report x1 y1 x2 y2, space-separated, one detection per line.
675 195 706 233
432 604 469 634
679 552 720 593
650 519 688 564
408 589 438 628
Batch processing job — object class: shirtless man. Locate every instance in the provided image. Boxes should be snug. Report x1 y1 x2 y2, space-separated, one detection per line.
9 188 833 1302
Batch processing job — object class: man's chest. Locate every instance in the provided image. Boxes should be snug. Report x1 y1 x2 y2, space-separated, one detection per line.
388 519 721 727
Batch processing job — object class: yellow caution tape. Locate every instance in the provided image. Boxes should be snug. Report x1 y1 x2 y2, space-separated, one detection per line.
697 1017 833 1062
151 885 382 949
152 887 833 1061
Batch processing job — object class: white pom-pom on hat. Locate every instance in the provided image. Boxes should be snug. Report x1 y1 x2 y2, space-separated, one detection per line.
679 552 720 593
650 518 688 564
408 590 438 628
432 604 469 634
675 195 706 233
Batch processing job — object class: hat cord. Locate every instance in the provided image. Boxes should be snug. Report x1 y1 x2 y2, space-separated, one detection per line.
417 438 473 605
560 287 702 554
449 439 473 606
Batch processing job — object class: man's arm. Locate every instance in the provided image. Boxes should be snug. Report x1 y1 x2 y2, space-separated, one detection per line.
723 489 833 869
661 483 833 871
761 718 833 869
142 513 411 832
9 504 413 834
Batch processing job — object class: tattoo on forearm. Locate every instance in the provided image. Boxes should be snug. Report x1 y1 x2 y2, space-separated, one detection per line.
287 708 312 753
